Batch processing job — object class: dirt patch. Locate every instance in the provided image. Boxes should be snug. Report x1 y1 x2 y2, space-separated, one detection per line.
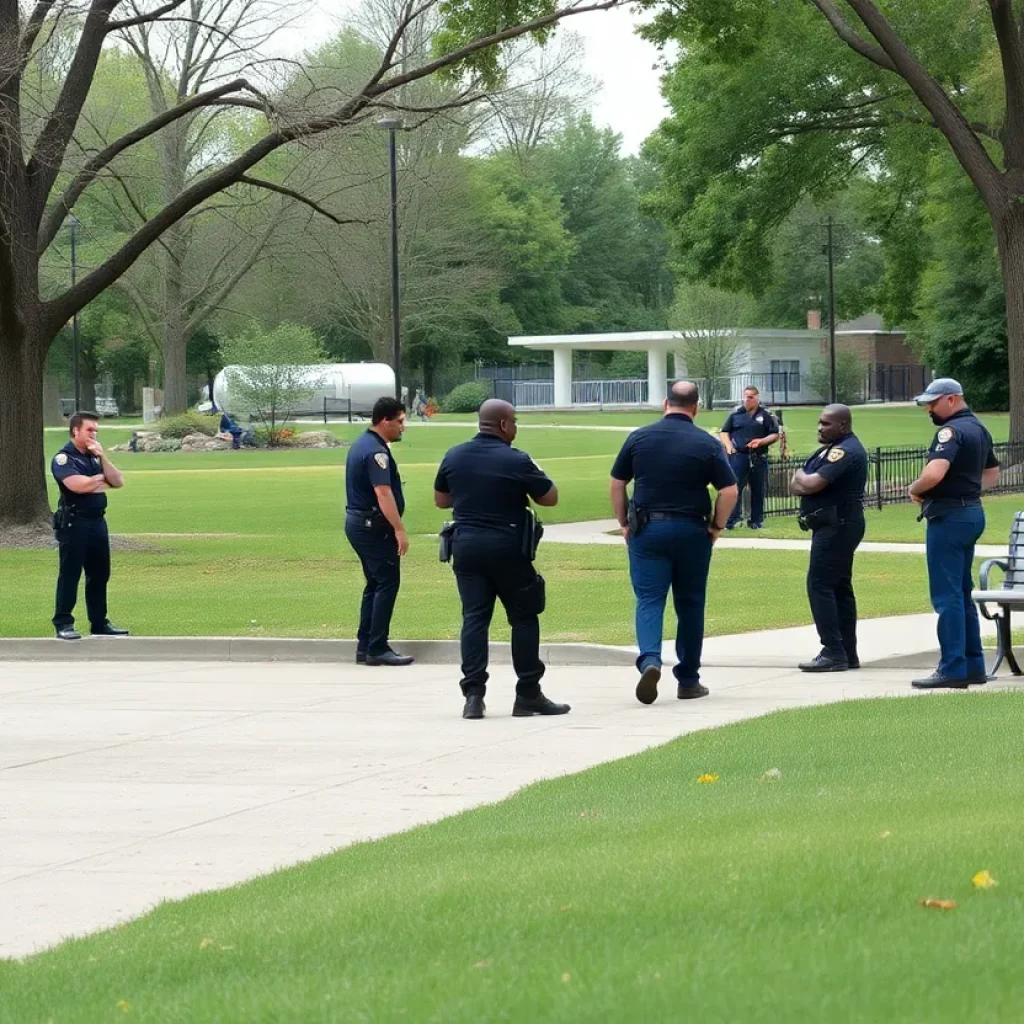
0 524 160 552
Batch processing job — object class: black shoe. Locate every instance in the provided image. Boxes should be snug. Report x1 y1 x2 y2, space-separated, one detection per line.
91 622 129 636
725 523 737 531
748 522 765 530
512 693 571 717
965 674 991 686
911 672 969 690
463 695 485 719
635 663 661 705
847 656 861 670
798 651 849 673
356 651 367 665
365 650 414 667
677 682 710 699
55 627 81 640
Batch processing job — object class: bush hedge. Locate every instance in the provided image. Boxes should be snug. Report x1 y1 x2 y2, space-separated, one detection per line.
159 412 221 438
442 381 490 414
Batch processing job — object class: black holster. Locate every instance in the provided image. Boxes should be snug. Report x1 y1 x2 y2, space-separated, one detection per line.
797 506 840 532
439 521 455 562
522 510 544 561
627 500 648 537
53 500 74 541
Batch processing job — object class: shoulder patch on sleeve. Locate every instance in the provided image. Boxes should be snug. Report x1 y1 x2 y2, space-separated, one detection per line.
827 448 845 463
373 452 389 470
937 427 954 443
55 453 68 466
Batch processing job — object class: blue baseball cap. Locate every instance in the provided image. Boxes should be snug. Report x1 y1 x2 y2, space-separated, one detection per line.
914 378 963 405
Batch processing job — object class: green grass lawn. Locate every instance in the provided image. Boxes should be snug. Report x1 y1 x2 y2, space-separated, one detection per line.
4 694 1022 1021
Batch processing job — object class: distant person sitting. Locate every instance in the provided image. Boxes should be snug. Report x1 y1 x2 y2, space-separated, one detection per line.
219 412 244 449
414 391 428 422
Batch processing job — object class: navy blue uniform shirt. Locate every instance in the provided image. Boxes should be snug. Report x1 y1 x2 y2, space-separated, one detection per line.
51 441 107 512
799 432 868 515
345 429 405 516
610 414 735 518
434 433 554 538
720 405 778 453
922 409 998 501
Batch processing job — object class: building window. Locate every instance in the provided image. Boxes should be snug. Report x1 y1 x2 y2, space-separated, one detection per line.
770 360 800 391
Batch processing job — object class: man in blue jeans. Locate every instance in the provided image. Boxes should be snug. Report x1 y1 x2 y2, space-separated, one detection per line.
610 381 738 705
907 378 1000 689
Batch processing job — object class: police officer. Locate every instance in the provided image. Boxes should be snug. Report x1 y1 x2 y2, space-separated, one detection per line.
51 412 128 640
610 381 738 705
344 396 414 667
434 399 569 720
789 404 868 672
907 378 999 689
719 385 779 530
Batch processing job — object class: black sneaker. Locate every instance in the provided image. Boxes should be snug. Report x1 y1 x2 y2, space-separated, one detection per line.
462 695 485 719
635 663 661 705
911 672 969 690
677 682 710 699
55 627 82 641
798 651 849 673
356 651 367 665
512 694 571 717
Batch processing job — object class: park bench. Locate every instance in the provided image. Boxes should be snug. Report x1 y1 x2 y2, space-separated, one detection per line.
972 511 1024 676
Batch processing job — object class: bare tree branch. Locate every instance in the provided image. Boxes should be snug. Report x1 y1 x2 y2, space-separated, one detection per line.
19 0 57 62
108 0 190 31
39 77 265 252
235 175 372 225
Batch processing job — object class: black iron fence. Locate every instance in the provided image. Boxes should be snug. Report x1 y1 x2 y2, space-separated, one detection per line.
763 442 1024 518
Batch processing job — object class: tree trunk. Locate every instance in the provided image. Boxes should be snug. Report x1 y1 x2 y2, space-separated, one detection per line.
0 319 52 528
160 240 188 414
994 204 1024 443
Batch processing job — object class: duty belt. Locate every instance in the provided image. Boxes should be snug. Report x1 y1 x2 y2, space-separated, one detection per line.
647 511 706 522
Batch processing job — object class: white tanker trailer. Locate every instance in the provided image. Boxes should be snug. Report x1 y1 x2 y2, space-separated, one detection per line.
212 362 396 418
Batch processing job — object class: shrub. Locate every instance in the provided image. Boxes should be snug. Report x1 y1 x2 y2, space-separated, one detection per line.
442 381 490 414
159 412 221 438
253 426 296 448
807 351 868 406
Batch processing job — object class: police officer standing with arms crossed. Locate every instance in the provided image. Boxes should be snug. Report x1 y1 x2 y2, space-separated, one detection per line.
52 412 129 640
344 396 414 667
719 386 779 530
789 405 868 672
907 378 999 689
434 399 569 720
610 381 738 705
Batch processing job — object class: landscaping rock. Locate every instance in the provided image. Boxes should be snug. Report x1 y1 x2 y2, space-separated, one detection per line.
180 432 230 452
293 430 344 448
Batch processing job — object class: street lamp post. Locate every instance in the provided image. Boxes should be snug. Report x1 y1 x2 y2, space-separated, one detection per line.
825 215 837 405
66 214 81 411
376 118 403 401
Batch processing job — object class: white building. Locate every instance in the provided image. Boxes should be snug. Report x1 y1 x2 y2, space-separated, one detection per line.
507 323 918 409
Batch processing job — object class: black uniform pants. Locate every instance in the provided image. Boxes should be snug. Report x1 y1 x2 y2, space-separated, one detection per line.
345 514 401 656
452 530 545 699
53 516 110 631
807 515 865 658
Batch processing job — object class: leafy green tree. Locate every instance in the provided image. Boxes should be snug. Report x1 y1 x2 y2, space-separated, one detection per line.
808 350 868 406
220 326 328 445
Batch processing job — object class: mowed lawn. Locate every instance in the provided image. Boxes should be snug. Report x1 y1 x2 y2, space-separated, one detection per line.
10 412 1019 639
3 694 1023 1022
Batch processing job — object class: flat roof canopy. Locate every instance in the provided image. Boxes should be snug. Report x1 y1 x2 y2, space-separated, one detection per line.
507 329 827 352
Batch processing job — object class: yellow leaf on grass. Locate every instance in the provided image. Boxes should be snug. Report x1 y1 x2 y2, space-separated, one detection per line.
116 1001 131 1013
919 898 957 910
973 870 998 889
562 973 571 983
198 937 213 950
697 774 719 784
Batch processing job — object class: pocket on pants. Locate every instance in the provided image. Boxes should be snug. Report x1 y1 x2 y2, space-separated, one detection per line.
517 573 546 615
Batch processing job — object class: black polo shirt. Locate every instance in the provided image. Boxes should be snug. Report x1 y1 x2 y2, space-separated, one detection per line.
720 405 778 453
51 441 107 512
345 429 405 515
922 408 998 501
610 413 735 518
799 432 868 515
434 433 554 538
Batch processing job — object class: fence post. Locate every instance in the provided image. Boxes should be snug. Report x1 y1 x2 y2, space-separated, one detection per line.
348 386 353 424
875 447 883 510
323 397 327 425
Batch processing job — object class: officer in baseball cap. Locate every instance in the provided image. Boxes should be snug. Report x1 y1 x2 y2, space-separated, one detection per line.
907 377 1000 688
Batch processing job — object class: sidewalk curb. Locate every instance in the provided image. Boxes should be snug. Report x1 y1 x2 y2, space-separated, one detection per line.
0 636 639 666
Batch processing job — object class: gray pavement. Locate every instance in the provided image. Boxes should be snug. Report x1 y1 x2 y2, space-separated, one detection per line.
2 648 1017 959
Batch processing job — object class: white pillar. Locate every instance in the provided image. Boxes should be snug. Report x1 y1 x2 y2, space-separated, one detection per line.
647 347 667 407
553 347 572 408
143 387 156 424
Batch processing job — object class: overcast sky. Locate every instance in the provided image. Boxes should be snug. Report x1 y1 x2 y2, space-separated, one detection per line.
273 3 670 154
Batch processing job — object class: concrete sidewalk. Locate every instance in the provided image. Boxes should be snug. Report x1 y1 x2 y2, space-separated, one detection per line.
542 517 1008 557
2 650 1016 959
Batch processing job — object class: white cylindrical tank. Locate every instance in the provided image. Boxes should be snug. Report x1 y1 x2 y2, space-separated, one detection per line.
212 363 396 417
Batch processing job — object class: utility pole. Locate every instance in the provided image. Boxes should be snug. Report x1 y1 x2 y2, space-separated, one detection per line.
826 216 837 404
67 215 81 411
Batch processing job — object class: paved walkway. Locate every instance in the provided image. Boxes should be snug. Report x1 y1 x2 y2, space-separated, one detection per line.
542 517 1008 557
1 633 1013 959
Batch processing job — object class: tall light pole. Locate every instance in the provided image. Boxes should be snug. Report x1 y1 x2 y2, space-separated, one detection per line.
376 117 402 401
65 214 81 411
